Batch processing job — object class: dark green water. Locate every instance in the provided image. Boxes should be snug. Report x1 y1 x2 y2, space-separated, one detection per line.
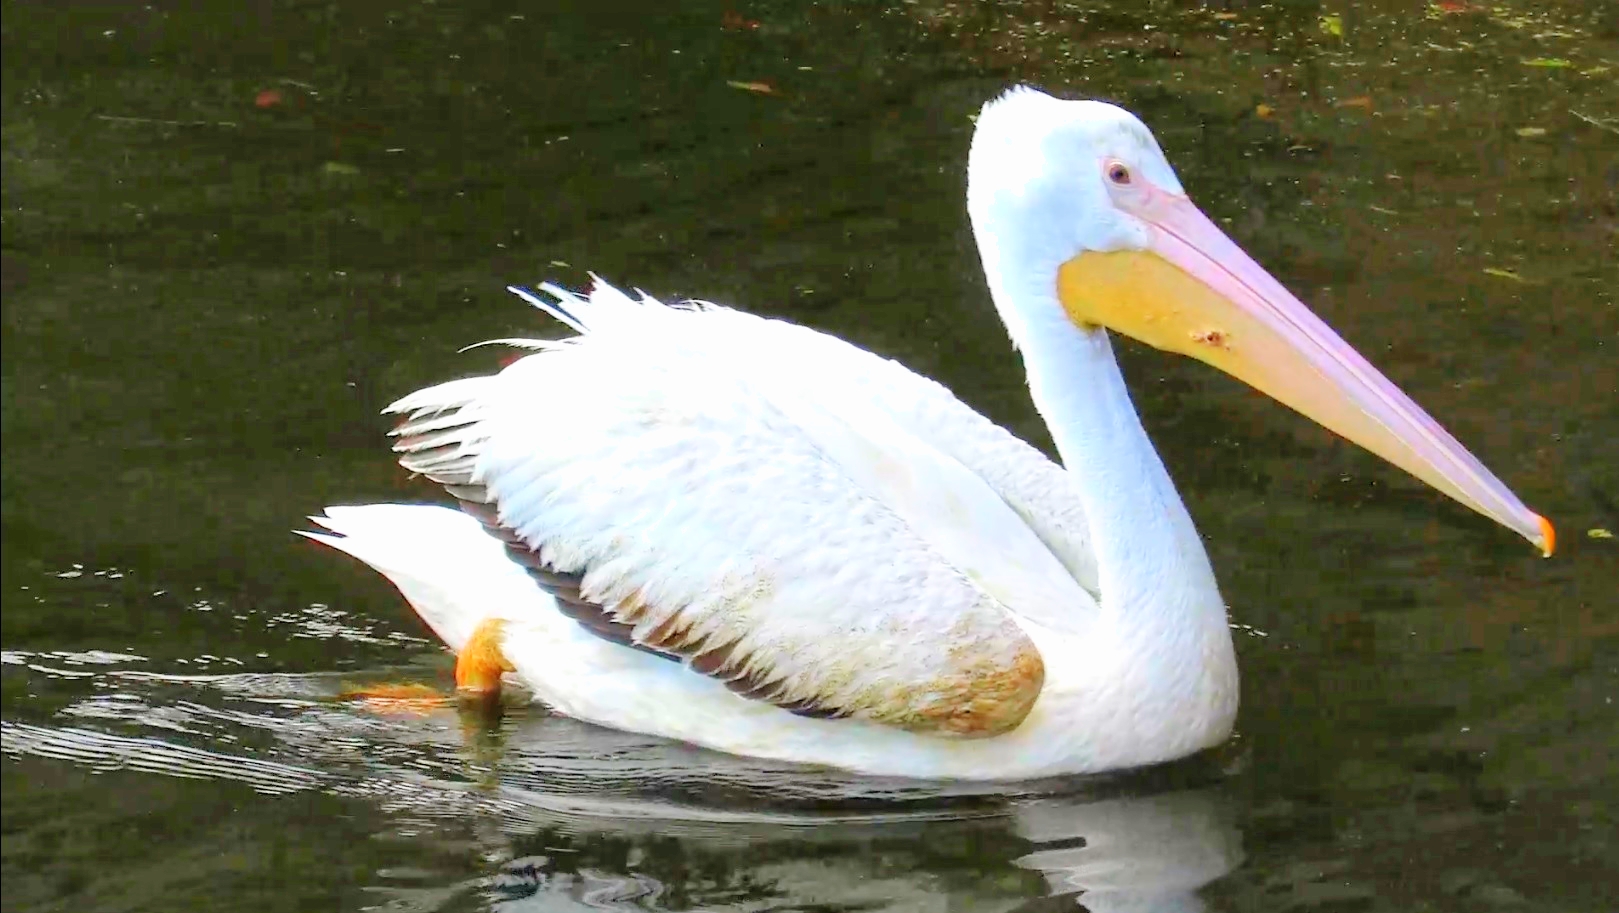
4 1 1616 910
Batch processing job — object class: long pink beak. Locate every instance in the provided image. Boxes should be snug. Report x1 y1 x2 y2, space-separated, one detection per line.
1060 188 1553 555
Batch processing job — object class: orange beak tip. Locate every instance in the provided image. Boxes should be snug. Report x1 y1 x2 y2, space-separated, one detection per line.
1535 513 1556 558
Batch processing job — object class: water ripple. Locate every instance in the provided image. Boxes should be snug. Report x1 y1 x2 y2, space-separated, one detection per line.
2 640 1243 911
1 720 323 795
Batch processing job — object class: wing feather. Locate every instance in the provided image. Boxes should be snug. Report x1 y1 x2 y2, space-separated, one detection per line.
384 279 1103 736
509 280 1100 604
699 310 1101 604
390 333 1045 736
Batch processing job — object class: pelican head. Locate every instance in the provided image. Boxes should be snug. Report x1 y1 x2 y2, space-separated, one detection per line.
968 87 1552 555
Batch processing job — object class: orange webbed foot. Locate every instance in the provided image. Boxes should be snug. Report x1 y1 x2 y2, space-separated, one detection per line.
455 617 515 699
339 681 450 716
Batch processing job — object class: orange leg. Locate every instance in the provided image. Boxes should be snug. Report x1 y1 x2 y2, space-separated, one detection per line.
455 617 514 697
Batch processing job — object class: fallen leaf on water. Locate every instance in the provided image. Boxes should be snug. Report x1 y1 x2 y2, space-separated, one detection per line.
1432 1 1472 12
1368 204 1399 215
1337 96 1374 111
254 88 284 109
1589 528 1615 540
1482 267 1527 282
1515 126 1548 137
726 80 776 94
1521 57 1572 68
1213 12 1239 20
549 260 571 268
1255 103 1275 119
1319 14 1343 37
321 161 360 176
721 11 761 30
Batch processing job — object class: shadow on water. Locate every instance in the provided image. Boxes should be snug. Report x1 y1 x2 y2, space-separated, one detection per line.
3 0 1617 910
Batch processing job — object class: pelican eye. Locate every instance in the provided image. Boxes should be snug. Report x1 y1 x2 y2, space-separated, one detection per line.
1106 161 1132 185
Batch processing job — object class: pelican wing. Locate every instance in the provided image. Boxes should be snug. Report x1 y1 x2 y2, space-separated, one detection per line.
387 308 1069 736
516 282 1101 622
686 304 1100 603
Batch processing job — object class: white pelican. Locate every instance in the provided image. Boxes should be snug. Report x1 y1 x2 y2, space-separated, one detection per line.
303 88 1552 780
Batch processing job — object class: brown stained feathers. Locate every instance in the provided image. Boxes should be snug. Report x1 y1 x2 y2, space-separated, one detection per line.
390 409 1042 734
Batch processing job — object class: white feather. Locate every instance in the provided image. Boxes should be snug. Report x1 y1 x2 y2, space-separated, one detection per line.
392 293 1063 732
297 505 551 651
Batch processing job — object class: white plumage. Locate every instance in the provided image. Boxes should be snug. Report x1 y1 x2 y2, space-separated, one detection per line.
309 272 1238 778
304 87 1546 780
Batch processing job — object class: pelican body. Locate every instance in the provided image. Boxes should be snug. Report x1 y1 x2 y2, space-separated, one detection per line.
304 88 1550 780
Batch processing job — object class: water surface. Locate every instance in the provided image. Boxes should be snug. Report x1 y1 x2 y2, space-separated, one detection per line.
3 1 1616 910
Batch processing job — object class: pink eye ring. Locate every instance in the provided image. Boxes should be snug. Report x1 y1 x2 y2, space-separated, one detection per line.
1106 161 1132 185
